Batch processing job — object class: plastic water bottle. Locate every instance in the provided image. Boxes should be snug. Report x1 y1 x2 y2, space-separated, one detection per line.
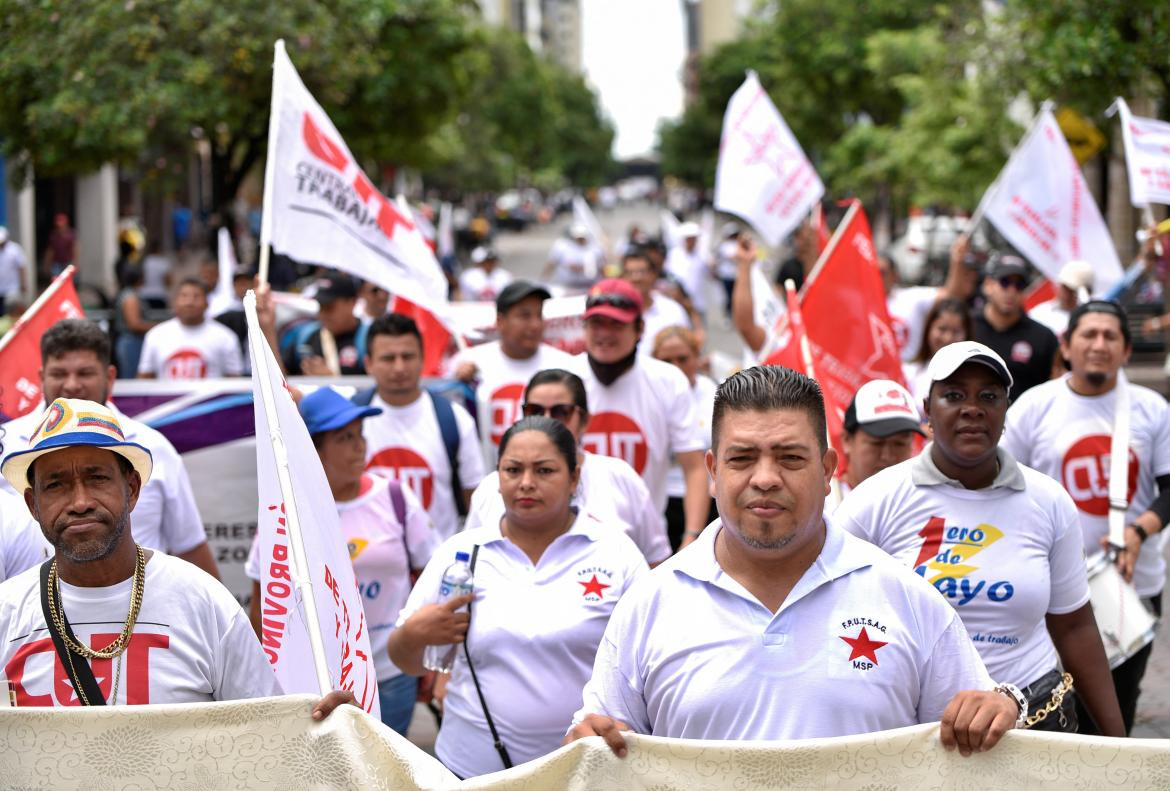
423 551 474 674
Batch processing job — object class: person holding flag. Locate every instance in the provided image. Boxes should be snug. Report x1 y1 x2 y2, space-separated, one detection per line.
245 386 435 734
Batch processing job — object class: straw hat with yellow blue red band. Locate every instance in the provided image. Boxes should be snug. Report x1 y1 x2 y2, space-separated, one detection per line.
1 398 153 491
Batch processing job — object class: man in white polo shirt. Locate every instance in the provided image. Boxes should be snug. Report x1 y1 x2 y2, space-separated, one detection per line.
572 278 710 544
1003 300 1170 734
0 319 217 578
450 280 574 464
569 366 1020 756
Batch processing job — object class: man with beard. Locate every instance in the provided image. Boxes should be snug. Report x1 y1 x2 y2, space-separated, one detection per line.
0 398 352 715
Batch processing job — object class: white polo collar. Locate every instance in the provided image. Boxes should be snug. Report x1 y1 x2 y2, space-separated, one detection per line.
910 442 1026 491
478 508 605 548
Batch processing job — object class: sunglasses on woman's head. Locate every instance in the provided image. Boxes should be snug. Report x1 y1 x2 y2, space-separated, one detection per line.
585 293 638 311
521 403 578 421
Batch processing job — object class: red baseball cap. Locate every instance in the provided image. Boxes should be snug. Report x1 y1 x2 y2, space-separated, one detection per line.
584 278 644 324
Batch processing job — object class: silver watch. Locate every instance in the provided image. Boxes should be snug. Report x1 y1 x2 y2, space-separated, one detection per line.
993 682 1028 728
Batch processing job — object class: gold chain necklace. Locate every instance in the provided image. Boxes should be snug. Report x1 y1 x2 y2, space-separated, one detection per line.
47 546 146 661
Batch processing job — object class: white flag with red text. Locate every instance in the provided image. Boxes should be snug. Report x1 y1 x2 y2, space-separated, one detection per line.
715 71 824 247
980 107 1122 295
265 43 447 314
1116 98 1170 207
246 295 379 718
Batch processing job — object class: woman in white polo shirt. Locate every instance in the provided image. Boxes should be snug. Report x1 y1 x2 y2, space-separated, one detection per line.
836 341 1125 736
463 368 671 565
246 386 436 735
390 416 648 778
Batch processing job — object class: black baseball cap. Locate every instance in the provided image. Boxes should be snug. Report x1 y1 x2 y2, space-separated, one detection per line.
985 254 1028 280
312 275 358 305
496 280 552 313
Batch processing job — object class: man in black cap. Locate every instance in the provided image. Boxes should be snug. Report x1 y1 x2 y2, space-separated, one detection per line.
973 254 1058 401
451 280 575 463
284 275 367 376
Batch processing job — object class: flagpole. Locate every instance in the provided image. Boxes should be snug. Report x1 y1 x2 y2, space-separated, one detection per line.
244 290 332 696
0 265 75 355
801 200 860 294
785 277 841 493
966 100 1054 236
257 40 287 287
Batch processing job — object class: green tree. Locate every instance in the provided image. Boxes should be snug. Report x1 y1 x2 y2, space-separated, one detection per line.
0 0 480 210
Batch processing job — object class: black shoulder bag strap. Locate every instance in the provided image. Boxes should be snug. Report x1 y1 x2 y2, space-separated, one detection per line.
39 561 107 706
460 544 513 769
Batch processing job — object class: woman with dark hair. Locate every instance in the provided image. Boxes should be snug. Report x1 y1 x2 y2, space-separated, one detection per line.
464 368 670 565
903 298 972 414
112 265 159 377
389 415 647 778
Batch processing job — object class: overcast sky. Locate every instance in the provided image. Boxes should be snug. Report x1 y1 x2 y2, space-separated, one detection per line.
581 0 686 161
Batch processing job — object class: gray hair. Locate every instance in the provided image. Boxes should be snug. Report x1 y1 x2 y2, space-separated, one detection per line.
712 366 827 454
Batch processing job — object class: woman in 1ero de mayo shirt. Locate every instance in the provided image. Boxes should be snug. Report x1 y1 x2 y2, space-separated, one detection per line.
390 416 647 778
836 341 1124 736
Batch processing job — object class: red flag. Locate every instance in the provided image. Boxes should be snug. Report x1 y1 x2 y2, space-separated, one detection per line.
800 201 905 445
1024 278 1056 311
763 282 846 469
389 296 453 377
0 267 84 421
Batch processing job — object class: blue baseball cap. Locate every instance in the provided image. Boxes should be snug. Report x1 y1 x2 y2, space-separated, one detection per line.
299 387 381 435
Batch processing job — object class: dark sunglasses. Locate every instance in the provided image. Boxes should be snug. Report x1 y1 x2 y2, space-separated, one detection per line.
997 276 1026 290
522 402 578 421
586 293 638 311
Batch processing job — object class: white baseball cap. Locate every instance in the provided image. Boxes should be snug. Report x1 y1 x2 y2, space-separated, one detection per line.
926 341 1013 389
569 223 588 238
844 380 925 437
0 226 8 244
1057 260 1094 292
679 222 700 238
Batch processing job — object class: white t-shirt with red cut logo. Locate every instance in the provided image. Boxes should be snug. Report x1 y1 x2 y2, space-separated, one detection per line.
464 451 671 564
396 512 647 778
836 452 1090 687
449 341 575 465
572 355 705 513
0 552 279 706
887 286 939 362
245 474 436 682
1002 375 1170 597
137 318 244 380
362 391 484 542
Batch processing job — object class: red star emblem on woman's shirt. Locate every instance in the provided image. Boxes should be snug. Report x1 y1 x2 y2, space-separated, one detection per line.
579 575 610 598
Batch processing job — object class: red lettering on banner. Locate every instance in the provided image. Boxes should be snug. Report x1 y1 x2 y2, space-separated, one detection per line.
353 171 416 238
1061 435 1139 516
261 503 293 663
489 383 525 445
581 412 648 474
302 113 349 171
366 447 434 508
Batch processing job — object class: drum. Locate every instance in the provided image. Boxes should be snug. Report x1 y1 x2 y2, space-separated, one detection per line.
1086 553 1158 669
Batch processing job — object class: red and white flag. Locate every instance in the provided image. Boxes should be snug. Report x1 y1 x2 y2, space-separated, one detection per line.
979 107 1122 294
1115 97 1170 207
245 293 380 718
0 266 84 421
261 41 448 315
714 71 824 247
765 202 903 459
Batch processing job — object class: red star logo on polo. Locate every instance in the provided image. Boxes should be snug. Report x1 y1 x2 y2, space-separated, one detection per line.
366 447 434 508
581 412 648 474
489 382 525 445
1061 435 1139 517
840 627 888 664
579 574 610 599
163 349 208 379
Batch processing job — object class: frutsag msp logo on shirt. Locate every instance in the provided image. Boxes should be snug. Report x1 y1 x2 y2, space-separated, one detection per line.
839 618 889 671
581 412 648 474
911 517 1014 605
1061 434 1139 517
576 566 613 602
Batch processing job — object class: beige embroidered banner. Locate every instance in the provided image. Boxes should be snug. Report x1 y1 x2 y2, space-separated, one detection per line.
2 695 1168 790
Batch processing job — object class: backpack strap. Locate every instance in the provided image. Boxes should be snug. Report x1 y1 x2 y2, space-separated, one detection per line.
39 561 107 706
355 320 370 365
427 388 466 517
